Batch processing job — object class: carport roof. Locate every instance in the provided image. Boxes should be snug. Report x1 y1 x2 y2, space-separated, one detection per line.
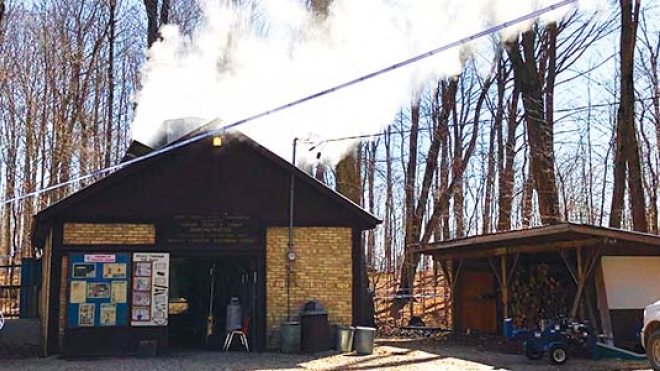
418 223 660 259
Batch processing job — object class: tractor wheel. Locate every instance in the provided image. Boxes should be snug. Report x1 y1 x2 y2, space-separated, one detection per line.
525 344 543 361
549 344 568 365
647 330 660 371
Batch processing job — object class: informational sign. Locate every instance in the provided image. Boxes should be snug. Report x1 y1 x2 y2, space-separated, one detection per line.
67 253 130 328
84 254 116 263
159 215 256 245
131 253 169 326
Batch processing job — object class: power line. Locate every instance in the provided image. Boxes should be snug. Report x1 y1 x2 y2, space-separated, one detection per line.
0 0 578 208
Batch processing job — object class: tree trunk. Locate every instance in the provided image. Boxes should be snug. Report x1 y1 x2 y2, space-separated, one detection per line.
105 0 116 168
498 87 520 231
366 141 377 268
401 99 421 294
310 0 331 17
452 95 465 238
507 30 561 225
610 0 646 231
384 127 393 272
0 0 5 27
144 0 159 48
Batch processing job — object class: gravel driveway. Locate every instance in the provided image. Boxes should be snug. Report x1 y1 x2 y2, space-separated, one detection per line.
1 338 653 371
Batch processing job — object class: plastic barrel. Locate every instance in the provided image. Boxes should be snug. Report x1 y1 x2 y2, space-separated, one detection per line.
503 318 513 339
335 325 355 353
354 326 376 355
280 322 301 354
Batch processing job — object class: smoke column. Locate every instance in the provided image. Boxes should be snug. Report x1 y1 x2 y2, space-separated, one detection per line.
131 0 603 165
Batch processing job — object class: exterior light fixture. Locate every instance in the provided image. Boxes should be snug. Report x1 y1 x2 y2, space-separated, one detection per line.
212 136 222 147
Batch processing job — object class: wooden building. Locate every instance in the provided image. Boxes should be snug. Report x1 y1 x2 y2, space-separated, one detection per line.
31 131 379 356
418 223 660 351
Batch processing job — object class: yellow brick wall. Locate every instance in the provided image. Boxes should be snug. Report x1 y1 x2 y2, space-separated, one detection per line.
266 227 353 349
63 223 155 245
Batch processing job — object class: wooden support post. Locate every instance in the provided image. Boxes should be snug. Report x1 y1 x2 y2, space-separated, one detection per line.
570 246 602 319
577 247 583 281
450 259 463 333
558 249 578 284
452 259 464 292
501 255 509 319
507 253 520 285
576 248 586 320
488 254 519 321
594 258 614 345
438 258 463 333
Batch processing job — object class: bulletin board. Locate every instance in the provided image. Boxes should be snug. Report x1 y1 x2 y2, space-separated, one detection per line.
67 253 130 328
131 253 169 326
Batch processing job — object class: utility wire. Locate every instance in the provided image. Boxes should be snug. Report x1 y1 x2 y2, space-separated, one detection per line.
0 0 578 208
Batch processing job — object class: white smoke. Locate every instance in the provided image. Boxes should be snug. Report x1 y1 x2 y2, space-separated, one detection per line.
131 0 603 165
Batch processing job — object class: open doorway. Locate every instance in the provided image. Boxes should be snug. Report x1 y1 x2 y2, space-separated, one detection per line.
168 256 257 350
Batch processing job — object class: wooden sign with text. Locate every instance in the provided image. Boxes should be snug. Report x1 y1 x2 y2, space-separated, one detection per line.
159 215 257 245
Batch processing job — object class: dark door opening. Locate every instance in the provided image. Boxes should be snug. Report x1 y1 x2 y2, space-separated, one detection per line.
168 256 257 350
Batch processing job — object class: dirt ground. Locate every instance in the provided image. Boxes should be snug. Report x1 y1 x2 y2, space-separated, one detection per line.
0 337 654 370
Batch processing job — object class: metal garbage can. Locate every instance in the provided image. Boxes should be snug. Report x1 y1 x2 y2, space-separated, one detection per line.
354 326 376 355
280 321 301 353
300 301 330 352
335 325 355 353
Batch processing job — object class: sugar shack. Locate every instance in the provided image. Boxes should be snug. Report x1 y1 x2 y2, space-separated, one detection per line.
31 130 379 356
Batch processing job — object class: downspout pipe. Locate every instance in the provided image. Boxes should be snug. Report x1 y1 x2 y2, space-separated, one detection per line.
287 138 297 321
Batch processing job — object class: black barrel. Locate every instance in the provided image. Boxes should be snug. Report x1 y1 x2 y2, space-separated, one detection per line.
300 301 330 352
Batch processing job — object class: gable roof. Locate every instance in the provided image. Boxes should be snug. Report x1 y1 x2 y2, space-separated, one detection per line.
418 222 660 259
32 131 380 247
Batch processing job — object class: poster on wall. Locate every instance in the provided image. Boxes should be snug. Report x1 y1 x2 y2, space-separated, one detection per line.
131 253 169 326
87 283 111 299
70 281 86 303
72 263 96 278
67 253 130 328
103 263 127 278
111 281 127 303
78 303 95 326
100 303 117 326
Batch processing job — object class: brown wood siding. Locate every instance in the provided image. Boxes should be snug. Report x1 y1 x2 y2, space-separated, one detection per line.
55 139 369 228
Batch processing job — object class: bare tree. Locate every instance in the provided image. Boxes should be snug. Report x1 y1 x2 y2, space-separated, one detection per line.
506 28 561 225
610 0 647 231
144 0 170 48
0 0 5 28
638 11 660 232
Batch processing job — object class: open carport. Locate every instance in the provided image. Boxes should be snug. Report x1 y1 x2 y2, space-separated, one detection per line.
417 223 660 352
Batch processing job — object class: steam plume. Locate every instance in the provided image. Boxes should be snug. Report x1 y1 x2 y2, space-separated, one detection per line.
131 0 603 165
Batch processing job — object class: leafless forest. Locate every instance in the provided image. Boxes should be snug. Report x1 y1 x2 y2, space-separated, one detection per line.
1 0 659 299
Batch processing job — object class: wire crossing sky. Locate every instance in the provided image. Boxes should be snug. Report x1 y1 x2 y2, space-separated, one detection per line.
0 0 580 208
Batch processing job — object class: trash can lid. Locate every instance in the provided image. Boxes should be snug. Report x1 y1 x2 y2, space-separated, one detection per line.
300 300 327 315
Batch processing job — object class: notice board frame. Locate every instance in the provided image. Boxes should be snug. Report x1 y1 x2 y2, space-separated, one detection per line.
67 253 131 328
